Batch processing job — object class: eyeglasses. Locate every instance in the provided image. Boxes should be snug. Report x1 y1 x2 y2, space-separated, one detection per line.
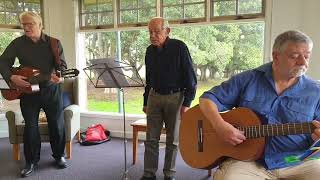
21 22 36 28
149 28 166 36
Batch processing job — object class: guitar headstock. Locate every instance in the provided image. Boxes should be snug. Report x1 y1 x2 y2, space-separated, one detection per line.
61 69 80 78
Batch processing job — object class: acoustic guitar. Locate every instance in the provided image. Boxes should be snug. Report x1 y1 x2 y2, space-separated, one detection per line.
1 67 79 101
179 105 316 170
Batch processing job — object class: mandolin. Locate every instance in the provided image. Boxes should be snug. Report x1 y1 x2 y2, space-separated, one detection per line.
179 105 316 170
1 67 79 100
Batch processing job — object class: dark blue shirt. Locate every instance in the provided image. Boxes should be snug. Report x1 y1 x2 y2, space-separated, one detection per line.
143 38 197 107
201 62 320 170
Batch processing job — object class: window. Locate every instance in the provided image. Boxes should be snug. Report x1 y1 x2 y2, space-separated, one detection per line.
118 0 156 26
211 0 264 20
78 0 266 115
79 0 114 29
83 30 147 114
79 0 265 29
162 0 206 21
81 22 264 114
0 0 42 28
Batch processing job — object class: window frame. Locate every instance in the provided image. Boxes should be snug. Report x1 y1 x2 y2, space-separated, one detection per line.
117 0 157 28
211 0 265 21
0 0 44 29
78 0 115 30
160 0 207 23
78 0 265 30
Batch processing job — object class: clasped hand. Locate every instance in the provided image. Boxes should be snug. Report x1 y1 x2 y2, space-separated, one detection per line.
10 72 63 88
50 72 63 83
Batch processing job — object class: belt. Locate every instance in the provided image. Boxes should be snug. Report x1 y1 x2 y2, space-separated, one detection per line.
152 88 182 95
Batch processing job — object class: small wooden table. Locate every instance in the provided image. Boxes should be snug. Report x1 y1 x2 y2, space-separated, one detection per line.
130 119 212 176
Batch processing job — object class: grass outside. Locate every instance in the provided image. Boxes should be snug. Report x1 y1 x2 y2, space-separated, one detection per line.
88 79 226 114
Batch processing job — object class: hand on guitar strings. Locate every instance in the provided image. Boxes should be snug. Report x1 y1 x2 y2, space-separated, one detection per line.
311 120 320 141
50 72 63 84
215 121 246 146
10 74 31 88
180 106 189 117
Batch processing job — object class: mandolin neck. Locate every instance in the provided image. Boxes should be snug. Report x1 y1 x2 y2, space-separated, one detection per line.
238 122 315 138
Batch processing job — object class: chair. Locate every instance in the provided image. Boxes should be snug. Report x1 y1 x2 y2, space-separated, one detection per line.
6 77 81 160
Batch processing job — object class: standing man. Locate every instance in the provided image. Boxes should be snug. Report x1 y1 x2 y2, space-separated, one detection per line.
141 17 197 180
200 30 320 180
0 12 67 177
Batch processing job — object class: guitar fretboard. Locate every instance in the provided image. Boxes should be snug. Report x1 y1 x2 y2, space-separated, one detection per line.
238 122 315 138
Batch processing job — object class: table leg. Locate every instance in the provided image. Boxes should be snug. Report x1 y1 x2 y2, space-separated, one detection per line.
132 127 138 165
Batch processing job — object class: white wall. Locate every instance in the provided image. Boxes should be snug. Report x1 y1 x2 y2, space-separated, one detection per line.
41 0 320 139
302 0 320 79
43 0 77 68
268 0 320 79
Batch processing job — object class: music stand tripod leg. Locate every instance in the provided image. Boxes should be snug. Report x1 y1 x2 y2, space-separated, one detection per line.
121 88 129 180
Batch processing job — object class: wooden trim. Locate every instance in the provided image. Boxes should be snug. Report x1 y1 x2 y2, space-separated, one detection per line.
211 13 265 22
77 130 81 142
65 142 72 159
13 144 20 161
79 0 265 31
0 24 21 29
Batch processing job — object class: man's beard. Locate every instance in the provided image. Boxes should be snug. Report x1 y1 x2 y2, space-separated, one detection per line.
289 66 307 78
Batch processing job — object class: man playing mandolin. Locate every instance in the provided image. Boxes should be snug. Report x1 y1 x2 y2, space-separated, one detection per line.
0 12 68 177
199 30 320 179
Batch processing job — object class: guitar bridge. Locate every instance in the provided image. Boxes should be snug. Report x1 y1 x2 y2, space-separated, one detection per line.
197 120 203 152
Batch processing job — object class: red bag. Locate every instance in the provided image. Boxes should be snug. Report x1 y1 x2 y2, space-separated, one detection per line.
79 124 110 145
85 124 107 141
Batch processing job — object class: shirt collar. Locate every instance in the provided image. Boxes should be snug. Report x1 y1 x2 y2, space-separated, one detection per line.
24 32 47 43
152 37 170 50
162 37 170 48
256 62 306 94
40 33 47 42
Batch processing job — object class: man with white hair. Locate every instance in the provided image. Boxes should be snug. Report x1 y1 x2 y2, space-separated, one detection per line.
0 11 67 177
141 17 197 180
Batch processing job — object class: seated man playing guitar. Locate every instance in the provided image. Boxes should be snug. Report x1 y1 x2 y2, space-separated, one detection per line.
199 30 320 180
0 12 68 177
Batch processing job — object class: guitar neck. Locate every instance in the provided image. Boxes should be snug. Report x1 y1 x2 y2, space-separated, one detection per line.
28 69 79 84
238 122 315 138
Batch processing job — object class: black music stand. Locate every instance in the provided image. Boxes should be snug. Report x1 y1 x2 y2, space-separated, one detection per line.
0 74 10 90
83 58 144 180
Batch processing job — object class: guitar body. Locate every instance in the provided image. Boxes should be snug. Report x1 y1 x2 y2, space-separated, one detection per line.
1 67 41 100
1 67 79 101
179 105 265 169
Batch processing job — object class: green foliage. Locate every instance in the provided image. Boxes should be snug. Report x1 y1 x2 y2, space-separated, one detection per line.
88 79 226 114
0 0 41 26
0 32 21 54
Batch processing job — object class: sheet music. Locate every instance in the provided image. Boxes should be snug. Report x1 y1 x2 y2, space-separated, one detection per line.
90 58 130 88
0 74 10 89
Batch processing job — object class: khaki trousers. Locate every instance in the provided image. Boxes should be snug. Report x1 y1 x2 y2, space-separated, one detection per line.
214 159 320 180
143 89 184 177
